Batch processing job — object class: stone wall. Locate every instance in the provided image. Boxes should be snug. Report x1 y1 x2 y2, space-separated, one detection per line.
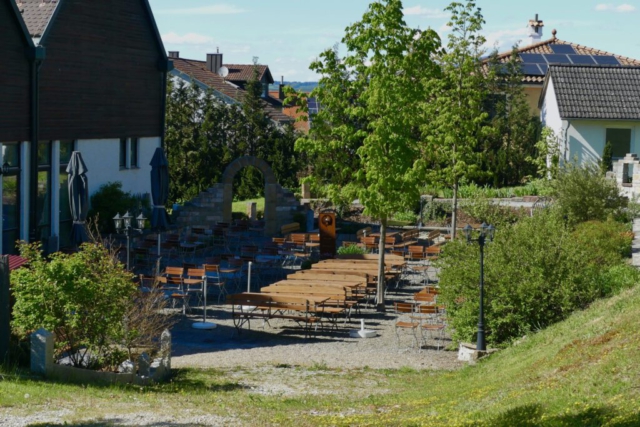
175 156 301 236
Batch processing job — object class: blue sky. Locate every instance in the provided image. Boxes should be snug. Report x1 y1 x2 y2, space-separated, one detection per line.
148 0 640 81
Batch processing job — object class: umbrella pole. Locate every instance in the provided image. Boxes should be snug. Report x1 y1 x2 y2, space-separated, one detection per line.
192 276 216 330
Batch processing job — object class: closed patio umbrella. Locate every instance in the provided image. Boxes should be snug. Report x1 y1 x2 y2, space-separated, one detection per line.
67 151 89 246
150 147 170 257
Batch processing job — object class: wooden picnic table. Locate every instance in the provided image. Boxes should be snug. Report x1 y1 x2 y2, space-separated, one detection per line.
270 279 364 289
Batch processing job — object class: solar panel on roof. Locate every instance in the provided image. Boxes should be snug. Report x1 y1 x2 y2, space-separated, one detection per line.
519 53 546 63
593 55 620 65
538 64 549 74
550 44 577 54
569 55 596 65
544 54 572 64
522 63 544 76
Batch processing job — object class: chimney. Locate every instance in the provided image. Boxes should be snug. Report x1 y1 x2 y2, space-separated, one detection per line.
206 48 223 74
168 51 179 58
278 76 285 100
527 14 544 45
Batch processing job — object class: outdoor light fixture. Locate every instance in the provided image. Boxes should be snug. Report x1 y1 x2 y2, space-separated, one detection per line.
0 162 11 176
113 211 147 270
464 222 496 352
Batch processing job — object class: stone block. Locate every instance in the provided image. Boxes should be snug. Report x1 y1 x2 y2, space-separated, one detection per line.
301 182 311 199
31 328 54 375
138 352 151 377
161 329 171 371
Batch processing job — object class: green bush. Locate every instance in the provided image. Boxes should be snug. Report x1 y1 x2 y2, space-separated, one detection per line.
460 196 527 228
393 211 418 223
437 209 635 347
550 163 627 225
89 182 148 234
336 245 367 255
11 242 136 369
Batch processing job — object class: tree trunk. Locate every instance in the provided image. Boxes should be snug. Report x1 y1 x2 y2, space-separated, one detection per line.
376 219 387 312
451 178 458 240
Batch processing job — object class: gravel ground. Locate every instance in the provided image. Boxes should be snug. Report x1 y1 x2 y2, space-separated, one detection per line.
1 261 463 426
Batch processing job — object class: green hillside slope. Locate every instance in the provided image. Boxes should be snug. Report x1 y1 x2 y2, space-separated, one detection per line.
321 284 640 426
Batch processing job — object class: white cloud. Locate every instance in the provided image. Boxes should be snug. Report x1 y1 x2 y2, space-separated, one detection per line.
403 5 447 18
162 32 214 46
483 27 529 53
157 4 245 15
595 3 636 12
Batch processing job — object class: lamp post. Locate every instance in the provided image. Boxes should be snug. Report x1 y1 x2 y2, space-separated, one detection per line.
463 222 496 352
113 211 147 270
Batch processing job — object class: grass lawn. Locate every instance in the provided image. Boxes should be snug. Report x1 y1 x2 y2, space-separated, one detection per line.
2 285 640 425
231 197 265 215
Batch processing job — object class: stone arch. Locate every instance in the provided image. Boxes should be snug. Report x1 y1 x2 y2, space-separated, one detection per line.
220 156 279 235
175 156 300 236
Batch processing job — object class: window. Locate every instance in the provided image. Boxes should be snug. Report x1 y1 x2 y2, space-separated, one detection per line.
2 143 21 254
130 137 139 168
59 140 75 249
606 128 631 159
119 138 127 168
36 141 52 241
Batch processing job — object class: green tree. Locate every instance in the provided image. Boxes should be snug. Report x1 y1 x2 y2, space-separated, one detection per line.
482 48 541 186
419 0 493 239
299 0 441 309
601 140 613 175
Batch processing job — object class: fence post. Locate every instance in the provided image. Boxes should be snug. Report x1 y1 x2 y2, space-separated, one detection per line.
0 256 10 364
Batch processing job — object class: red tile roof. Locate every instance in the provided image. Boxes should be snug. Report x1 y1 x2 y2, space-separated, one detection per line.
14 0 59 38
8 255 27 271
171 58 291 124
492 37 640 84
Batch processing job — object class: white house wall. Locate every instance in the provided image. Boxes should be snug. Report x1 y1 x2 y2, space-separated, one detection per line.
76 137 161 198
566 121 639 165
540 78 563 138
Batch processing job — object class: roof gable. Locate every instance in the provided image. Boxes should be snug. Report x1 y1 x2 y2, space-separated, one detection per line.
543 65 640 120
15 0 167 63
7 0 36 48
225 64 274 84
14 0 60 41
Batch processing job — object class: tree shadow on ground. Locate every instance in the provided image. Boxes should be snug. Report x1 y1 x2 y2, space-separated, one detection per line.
28 422 210 427
486 403 640 427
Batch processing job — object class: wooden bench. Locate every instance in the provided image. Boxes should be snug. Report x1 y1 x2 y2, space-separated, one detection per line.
226 293 322 338
281 222 301 236
261 284 352 323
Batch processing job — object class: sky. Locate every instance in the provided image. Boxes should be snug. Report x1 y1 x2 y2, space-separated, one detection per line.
148 0 640 82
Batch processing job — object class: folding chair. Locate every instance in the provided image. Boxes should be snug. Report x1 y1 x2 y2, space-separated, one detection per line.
183 268 206 313
393 302 420 351
204 264 227 303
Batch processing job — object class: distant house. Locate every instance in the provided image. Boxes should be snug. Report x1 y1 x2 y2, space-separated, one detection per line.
168 51 292 125
0 0 170 253
491 15 640 113
539 65 640 165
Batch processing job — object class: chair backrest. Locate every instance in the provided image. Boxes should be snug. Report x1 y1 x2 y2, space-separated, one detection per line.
309 234 320 243
414 293 436 303
415 305 438 315
385 236 396 245
204 264 220 274
164 266 183 277
394 302 414 314
187 268 205 278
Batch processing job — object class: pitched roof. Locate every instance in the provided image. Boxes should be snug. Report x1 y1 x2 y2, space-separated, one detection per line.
14 0 59 39
171 58 291 124
542 65 640 120
492 36 640 84
225 64 274 84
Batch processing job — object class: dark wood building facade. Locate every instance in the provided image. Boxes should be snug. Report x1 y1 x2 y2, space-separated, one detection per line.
0 0 169 254
0 0 32 142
